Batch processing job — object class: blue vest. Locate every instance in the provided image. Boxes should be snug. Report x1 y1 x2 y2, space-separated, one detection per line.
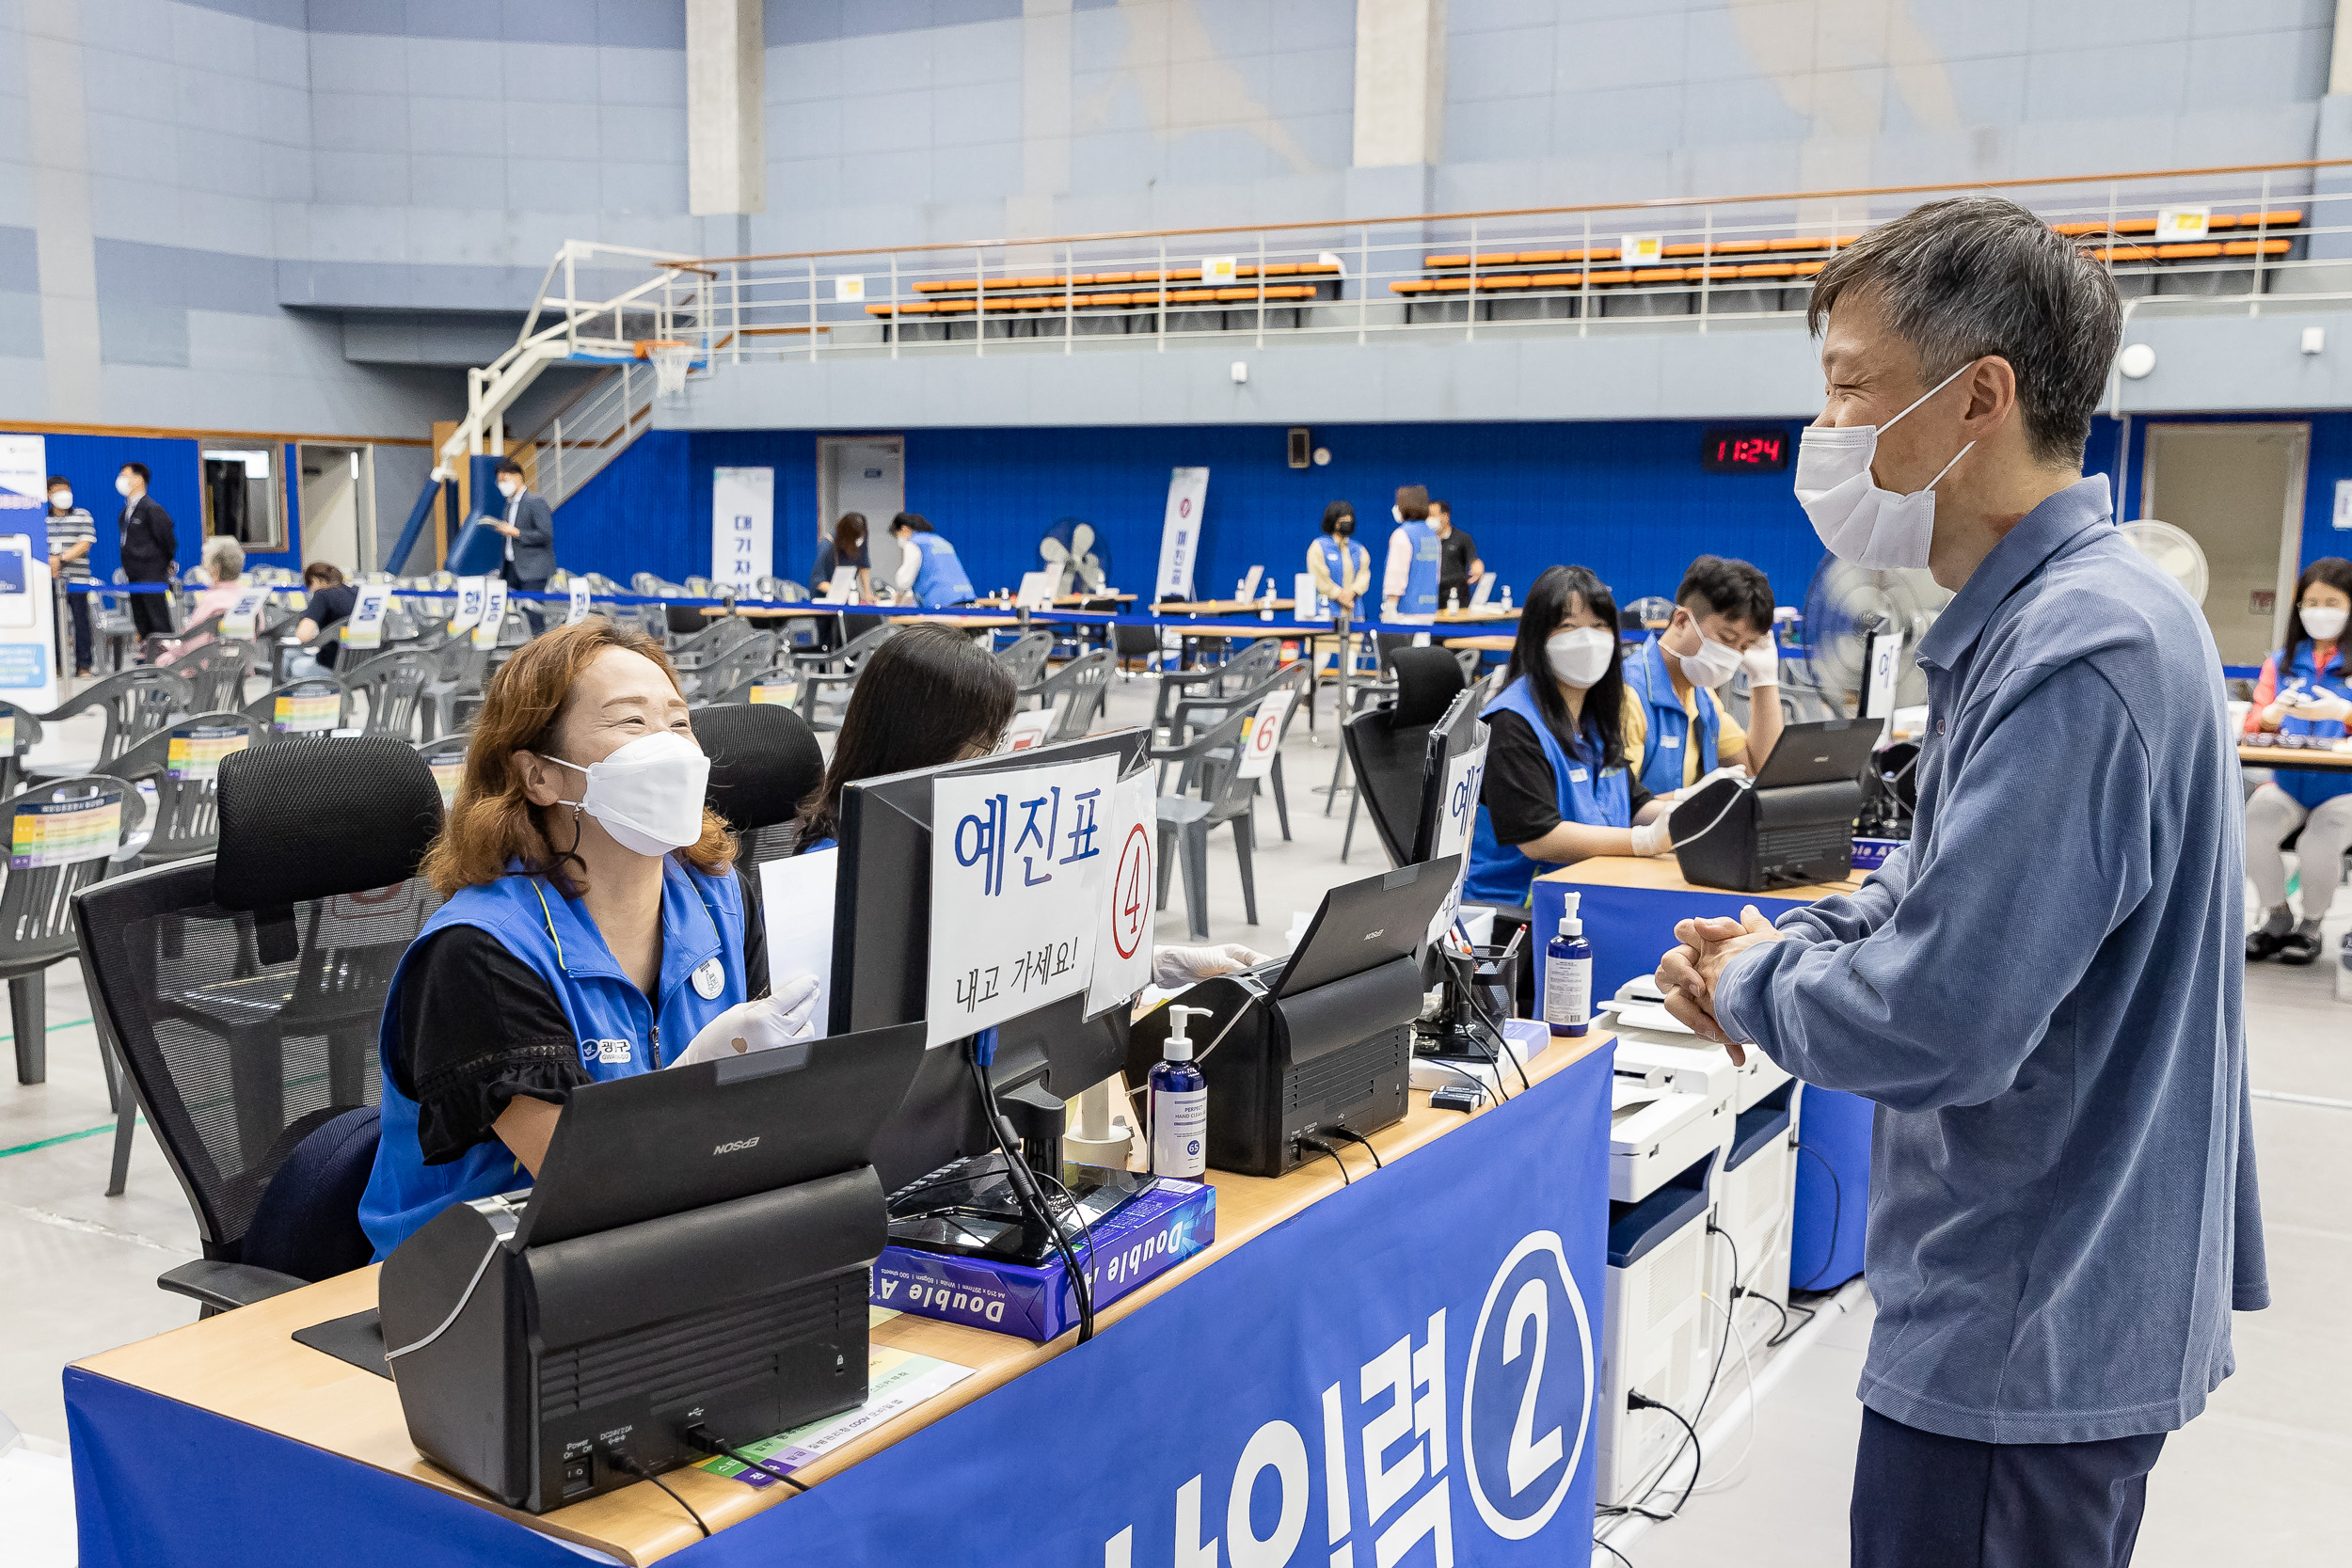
1313 535 1364 604
358 858 750 1259
2270 640 2352 810
1625 635 1719 797
1393 521 1440 617
1463 676 1632 907
908 532 975 609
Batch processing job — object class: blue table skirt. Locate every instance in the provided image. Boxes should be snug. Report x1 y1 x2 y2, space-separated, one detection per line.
71 1038 1616 1568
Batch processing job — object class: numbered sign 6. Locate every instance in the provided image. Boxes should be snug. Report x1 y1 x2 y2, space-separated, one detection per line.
1239 689 1292 780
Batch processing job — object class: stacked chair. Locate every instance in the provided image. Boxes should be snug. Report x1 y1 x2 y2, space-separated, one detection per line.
1151 661 1312 940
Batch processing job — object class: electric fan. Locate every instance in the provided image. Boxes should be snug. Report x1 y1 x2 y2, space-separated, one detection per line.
2117 518 2210 606
1037 518 1108 594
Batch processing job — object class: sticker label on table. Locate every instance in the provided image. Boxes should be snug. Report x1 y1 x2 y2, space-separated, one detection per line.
167 723 249 782
11 788 122 869
698 1347 976 1488
274 689 340 733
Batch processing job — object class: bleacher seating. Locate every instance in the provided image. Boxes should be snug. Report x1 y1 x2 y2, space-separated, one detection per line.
865 261 1341 338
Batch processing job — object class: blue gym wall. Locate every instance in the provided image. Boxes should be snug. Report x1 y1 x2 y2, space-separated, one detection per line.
13 430 305 579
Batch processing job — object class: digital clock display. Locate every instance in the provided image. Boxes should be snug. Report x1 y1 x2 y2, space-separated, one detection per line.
1701 428 1790 473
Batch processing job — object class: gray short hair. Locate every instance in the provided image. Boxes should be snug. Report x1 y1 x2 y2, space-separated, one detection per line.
201 534 245 582
1806 196 2121 467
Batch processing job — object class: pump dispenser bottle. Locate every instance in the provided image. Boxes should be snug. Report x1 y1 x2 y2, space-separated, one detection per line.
1150 1005 1213 1178
1546 894 1592 1037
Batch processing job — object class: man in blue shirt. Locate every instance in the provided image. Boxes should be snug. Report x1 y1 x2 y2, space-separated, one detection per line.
1659 197 2265 1567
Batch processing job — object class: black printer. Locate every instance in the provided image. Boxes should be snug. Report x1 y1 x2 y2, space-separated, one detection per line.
375 1022 925 1513
1668 720 1881 893
1124 859 1455 1178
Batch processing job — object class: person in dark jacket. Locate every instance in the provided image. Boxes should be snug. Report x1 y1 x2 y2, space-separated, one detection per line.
115 462 177 640
488 456 555 631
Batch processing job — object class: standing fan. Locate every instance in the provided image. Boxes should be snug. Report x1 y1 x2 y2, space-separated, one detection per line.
2117 518 2210 605
1792 559 1954 720
1038 517 1109 594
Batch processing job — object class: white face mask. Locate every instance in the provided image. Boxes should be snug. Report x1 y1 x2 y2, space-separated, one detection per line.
1669 617 1744 689
2302 604 2349 642
1546 626 1615 689
498 478 520 498
547 731 710 859
48 490 70 511
1792 358 1978 570
115 474 134 498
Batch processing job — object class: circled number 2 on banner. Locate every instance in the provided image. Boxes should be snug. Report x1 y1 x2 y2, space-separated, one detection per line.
1462 1229 1595 1541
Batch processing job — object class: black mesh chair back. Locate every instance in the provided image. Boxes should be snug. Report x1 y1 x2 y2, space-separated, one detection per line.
691 702 825 866
244 674 352 739
72 736 444 1262
342 650 436 739
172 637 255 713
1034 648 1114 740
104 711 263 865
1113 622 1162 670
1342 649 1466 867
34 665 196 770
995 630 1055 691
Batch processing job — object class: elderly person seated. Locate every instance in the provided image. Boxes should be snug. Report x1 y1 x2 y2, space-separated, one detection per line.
159 536 248 663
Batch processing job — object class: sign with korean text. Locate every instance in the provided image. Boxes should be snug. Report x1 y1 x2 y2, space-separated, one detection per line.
273 685 341 734
1427 731 1488 942
341 585 389 651
166 723 249 783
472 578 507 649
1156 467 1208 601
711 466 774 596
449 577 488 633
1238 689 1293 779
219 587 270 641
566 578 592 625
10 785 122 869
1085 767 1156 1017
928 752 1118 1048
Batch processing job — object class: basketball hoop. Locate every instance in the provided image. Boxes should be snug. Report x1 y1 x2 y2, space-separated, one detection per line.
638 339 695 396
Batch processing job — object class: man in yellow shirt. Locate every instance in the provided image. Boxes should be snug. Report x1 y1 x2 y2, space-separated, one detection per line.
1624 555 1783 794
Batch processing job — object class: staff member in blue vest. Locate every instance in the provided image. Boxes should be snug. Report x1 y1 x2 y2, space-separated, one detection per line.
1624 554 1784 798
1379 484 1443 625
358 620 822 1258
1465 564 1675 907
2244 556 2352 963
1306 500 1369 615
889 512 976 609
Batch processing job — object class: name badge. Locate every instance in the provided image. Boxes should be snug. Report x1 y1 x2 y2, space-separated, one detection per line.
587 1039 631 1065
1661 735 1682 749
1567 767 1590 784
692 957 725 999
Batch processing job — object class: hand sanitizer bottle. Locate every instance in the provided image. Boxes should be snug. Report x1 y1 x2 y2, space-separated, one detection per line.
1500 583 1512 610
1151 1006 1214 1177
1260 579 1276 622
1545 895 1592 1037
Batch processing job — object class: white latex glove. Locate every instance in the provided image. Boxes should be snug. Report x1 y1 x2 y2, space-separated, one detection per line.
2283 689 2352 724
1152 943 1272 987
1740 640 1780 687
666 974 820 1069
1630 818 1672 857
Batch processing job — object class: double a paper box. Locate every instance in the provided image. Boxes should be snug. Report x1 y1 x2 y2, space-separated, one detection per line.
871 1177 1216 1340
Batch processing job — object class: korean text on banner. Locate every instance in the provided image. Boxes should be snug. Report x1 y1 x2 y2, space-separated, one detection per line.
448 578 487 633
472 578 507 649
1156 467 1209 602
342 586 389 651
1085 768 1156 1017
1238 689 1293 780
566 579 592 626
928 752 1118 1048
1427 731 1489 942
219 588 270 641
712 467 775 596
11 787 122 870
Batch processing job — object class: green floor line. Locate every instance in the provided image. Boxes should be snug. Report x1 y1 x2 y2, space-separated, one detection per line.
0 1017 98 1043
0 1117 135 1160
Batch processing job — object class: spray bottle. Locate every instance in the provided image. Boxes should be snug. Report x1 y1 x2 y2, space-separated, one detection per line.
1151 1006 1214 1178
1545 894 1592 1037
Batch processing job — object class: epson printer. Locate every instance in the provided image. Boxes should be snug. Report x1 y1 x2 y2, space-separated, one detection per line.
1125 859 1455 1178
1669 719 1881 893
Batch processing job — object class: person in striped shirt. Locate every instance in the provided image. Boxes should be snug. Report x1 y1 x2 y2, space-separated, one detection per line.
45 476 95 677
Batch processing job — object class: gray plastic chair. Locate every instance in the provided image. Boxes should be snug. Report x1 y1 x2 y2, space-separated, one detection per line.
1152 709 1261 942
1030 648 1114 741
995 630 1055 693
792 621 900 732
169 638 255 714
419 638 488 741
243 675 353 739
103 711 262 867
26 666 196 779
340 650 437 740
684 629 780 703
1168 660 1311 841
4 774 146 1113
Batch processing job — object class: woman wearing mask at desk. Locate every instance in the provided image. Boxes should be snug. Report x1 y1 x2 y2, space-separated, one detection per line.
811 511 873 602
2245 556 2352 964
1464 564 1674 909
791 625 1265 984
358 620 823 1257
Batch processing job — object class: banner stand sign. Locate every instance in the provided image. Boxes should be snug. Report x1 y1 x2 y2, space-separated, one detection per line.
1155 467 1209 603
713 467 775 597
0 436 58 711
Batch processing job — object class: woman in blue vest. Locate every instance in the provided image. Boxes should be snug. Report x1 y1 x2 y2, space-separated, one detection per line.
1306 500 1369 615
889 512 977 609
1465 565 1675 908
2245 557 2352 964
358 621 823 1257
1380 484 1443 624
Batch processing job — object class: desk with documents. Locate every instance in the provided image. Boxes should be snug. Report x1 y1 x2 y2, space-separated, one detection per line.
69 1025 1616 1568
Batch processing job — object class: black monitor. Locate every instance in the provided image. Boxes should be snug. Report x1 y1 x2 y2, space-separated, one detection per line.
832 728 1152 1194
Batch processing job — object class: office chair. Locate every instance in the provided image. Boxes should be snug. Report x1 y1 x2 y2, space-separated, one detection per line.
1341 647 1467 865
72 736 444 1286
691 700 826 868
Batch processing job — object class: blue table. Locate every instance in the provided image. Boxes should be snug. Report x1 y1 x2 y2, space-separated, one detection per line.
70 1028 1615 1568
1531 858 1872 1291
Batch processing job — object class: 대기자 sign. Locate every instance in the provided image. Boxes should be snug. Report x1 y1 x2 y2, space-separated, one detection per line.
711 467 774 596
448 577 488 633
1238 689 1293 779
928 752 1118 1047
10 786 121 869
566 578 592 625
472 578 508 649
1156 468 1208 601
1085 767 1156 1017
342 585 389 651
166 723 250 783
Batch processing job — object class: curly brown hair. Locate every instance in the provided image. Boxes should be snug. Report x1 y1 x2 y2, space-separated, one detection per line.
420 619 734 896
